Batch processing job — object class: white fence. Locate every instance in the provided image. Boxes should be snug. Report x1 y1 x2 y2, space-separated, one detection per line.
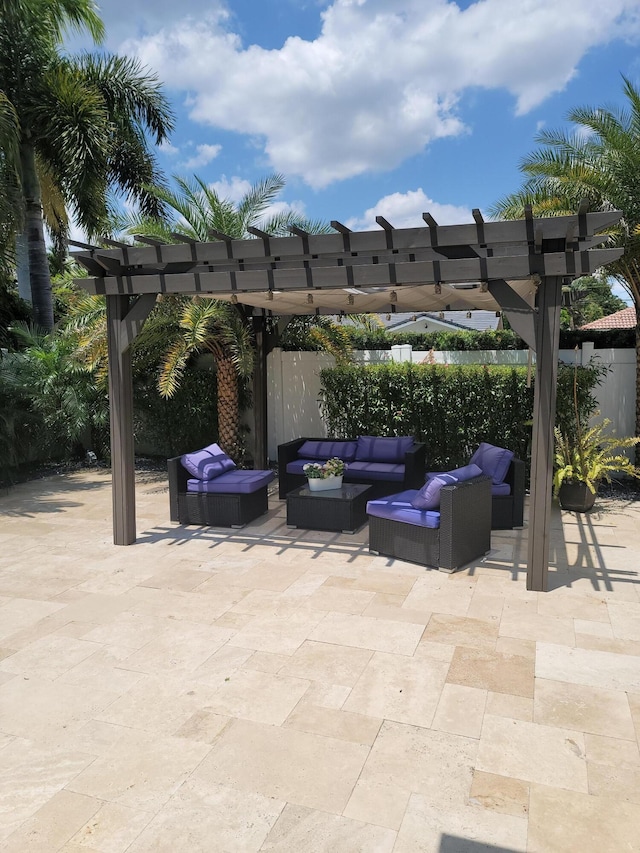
264 346 635 461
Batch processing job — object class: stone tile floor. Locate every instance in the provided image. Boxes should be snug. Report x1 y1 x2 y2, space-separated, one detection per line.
0 468 639 852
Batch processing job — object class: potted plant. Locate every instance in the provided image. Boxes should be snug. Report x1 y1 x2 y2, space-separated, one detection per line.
554 418 640 511
303 457 346 492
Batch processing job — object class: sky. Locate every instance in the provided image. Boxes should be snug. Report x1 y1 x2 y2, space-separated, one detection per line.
75 0 640 299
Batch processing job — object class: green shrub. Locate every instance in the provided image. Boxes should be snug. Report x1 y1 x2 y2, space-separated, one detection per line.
319 362 602 471
133 367 219 458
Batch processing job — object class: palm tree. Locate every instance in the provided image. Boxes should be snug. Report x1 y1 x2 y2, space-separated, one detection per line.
0 0 174 329
124 172 330 242
159 298 254 458
491 75 640 442
117 172 332 458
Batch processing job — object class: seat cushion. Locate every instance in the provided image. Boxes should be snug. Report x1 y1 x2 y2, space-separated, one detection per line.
344 461 405 482
298 440 357 462
491 482 512 497
367 490 440 529
181 443 236 480
286 458 318 476
187 469 274 494
355 435 413 463
411 472 458 510
470 443 514 485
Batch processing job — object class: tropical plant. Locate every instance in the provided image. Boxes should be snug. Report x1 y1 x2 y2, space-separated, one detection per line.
159 297 254 460
561 274 627 330
112 172 332 457
0 0 174 329
490 75 640 445
121 172 330 242
4 321 109 458
553 418 640 496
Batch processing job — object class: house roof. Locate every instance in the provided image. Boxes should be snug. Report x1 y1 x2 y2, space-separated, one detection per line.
579 307 636 330
379 310 500 332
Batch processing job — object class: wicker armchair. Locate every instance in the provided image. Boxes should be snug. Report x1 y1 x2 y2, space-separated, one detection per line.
367 475 492 573
168 456 274 528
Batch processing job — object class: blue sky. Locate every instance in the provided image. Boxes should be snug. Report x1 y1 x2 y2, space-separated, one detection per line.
81 0 640 298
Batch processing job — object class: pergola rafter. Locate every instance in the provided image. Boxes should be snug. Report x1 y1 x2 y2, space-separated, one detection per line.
73 209 624 592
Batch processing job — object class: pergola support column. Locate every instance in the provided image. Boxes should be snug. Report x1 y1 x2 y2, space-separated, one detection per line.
527 275 563 591
106 293 156 545
252 314 268 468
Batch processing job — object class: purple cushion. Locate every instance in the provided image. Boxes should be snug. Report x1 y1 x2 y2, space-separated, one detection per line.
355 436 413 463
367 490 441 529
491 482 511 497
411 472 458 510
446 463 483 483
181 443 236 480
344 461 405 482
470 443 514 485
298 440 358 462
186 469 274 494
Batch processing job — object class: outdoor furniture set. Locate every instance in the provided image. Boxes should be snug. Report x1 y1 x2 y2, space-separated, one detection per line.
168 436 523 573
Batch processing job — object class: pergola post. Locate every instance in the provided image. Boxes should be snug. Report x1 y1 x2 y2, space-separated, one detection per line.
527 275 563 591
252 314 268 468
106 295 136 545
105 292 157 545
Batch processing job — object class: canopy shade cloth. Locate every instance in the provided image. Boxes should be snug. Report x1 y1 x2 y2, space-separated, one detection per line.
208 279 537 315
72 207 624 593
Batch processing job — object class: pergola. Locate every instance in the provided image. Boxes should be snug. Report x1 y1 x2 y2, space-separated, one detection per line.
73 207 623 592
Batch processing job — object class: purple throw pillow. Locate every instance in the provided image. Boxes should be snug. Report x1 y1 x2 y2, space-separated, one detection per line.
470 443 514 485
447 463 483 482
181 443 236 480
410 472 458 510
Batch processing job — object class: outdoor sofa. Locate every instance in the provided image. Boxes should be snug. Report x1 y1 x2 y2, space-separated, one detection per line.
277 435 426 500
168 443 274 528
367 465 492 573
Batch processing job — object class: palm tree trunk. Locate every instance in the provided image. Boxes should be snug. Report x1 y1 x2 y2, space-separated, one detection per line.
215 356 240 460
19 142 54 329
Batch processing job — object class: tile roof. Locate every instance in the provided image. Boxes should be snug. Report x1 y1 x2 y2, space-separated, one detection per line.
579 307 636 330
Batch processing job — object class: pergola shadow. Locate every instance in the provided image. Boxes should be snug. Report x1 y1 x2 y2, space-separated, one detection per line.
136 512 373 564
549 506 640 593
439 836 524 853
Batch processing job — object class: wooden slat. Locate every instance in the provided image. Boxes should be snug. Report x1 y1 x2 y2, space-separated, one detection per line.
72 210 624 274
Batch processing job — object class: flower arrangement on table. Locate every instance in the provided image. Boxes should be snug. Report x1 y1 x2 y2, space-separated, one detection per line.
303 457 347 479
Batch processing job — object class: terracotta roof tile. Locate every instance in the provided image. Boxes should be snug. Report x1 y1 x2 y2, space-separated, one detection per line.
579 307 636 330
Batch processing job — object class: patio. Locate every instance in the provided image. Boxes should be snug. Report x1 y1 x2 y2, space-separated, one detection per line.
1 469 639 852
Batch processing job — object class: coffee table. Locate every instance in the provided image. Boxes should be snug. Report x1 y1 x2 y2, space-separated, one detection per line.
286 483 372 533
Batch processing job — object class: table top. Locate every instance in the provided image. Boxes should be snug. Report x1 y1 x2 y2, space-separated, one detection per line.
287 483 372 501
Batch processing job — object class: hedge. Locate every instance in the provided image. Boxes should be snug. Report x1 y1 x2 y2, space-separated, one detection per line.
281 325 635 352
319 362 602 471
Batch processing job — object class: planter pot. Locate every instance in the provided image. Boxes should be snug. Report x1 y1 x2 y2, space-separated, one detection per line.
307 475 343 492
558 481 597 512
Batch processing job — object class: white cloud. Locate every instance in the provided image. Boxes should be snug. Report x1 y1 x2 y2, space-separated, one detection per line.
208 175 253 204
120 0 640 187
346 189 473 231
159 140 180 156
181 143 222 169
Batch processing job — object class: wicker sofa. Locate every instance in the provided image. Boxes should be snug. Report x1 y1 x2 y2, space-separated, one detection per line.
367 473 492 573
277 435 426 500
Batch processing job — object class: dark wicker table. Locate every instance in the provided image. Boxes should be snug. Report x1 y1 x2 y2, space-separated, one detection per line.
286 483 372 533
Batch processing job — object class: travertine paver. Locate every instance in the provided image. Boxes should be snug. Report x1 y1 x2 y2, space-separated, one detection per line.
0 468 640 851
